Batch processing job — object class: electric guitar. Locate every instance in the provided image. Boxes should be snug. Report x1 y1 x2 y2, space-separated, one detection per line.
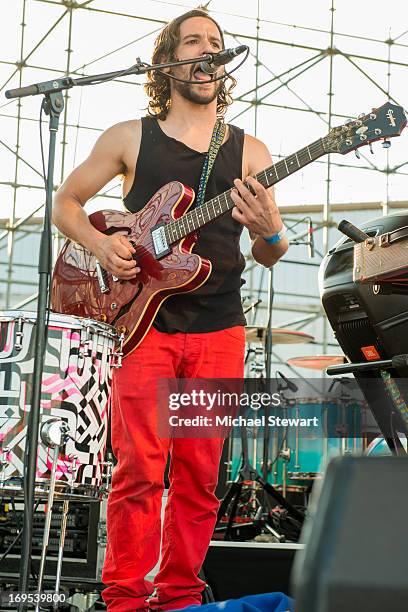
51 102 406 356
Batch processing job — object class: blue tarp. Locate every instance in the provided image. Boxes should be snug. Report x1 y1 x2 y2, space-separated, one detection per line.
182 592 294 612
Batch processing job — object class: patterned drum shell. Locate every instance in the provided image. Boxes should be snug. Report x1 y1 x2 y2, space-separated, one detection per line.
0 311 117 499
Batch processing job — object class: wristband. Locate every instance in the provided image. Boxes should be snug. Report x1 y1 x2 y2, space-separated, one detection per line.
262 224 287 245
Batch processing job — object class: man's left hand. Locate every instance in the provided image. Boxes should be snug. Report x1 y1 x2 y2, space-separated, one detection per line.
230 176 283 237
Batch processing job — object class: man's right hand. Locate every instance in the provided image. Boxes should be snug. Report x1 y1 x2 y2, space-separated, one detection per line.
93 234 140 280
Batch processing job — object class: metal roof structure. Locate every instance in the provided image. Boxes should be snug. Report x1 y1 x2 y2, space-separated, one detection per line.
1 0 407 374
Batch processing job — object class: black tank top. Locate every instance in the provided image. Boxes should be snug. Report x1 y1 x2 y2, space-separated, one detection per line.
123 116 246 333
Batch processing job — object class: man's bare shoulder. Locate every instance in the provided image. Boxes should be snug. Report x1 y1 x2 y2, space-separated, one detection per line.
99 119 141 146
244 133 270 155
90 120 141 174
243 133 272 175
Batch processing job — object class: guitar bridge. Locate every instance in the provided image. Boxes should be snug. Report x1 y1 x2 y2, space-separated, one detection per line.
151 223 171 259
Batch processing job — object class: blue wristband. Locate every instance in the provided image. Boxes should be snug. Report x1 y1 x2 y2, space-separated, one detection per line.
263 224 287 245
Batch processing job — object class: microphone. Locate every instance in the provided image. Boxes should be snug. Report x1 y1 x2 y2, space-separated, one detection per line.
199 45 248 74
277 371 298 393
307 218 315 258
338 219 369 243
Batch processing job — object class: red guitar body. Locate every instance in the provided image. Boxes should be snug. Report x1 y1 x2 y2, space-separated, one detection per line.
51 181 211 356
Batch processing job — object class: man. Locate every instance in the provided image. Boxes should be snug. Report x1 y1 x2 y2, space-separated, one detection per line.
53 9 288 612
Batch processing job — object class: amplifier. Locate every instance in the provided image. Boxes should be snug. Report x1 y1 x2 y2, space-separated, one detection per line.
0 498 106 584
319 211 408 437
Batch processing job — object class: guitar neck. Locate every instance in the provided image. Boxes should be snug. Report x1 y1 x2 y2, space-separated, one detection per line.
165 137 328 244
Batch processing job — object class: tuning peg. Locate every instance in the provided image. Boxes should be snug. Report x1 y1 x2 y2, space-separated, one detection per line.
355 149 361 159
382 139 391 148
369 142 374 154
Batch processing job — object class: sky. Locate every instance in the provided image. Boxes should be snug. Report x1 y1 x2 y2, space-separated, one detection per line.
0 0 407 222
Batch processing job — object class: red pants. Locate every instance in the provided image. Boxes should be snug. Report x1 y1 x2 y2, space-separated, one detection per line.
102 325 245 612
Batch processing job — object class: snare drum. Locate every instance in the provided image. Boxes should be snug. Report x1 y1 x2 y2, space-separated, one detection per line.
0 311 117 499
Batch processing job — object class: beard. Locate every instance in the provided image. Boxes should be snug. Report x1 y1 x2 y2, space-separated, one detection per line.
171 67 223 106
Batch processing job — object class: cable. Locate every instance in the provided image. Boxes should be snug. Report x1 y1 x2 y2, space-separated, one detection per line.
78 60 151 87
155 47 249 86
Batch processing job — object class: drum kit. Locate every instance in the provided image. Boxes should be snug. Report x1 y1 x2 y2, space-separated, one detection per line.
0 309 354 569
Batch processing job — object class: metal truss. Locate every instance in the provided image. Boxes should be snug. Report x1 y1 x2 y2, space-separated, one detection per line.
1 0 407 373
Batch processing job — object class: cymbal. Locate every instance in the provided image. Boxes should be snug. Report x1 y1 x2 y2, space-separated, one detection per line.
245 326 315 345
287 355 346 371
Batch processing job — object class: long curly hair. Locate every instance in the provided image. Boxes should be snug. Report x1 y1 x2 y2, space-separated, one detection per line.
145 9 236 120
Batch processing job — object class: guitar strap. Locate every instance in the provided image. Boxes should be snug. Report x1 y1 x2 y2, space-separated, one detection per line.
194 117 226 209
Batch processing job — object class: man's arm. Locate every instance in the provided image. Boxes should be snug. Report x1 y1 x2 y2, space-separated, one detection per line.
52 120 141 279
231 134 288 268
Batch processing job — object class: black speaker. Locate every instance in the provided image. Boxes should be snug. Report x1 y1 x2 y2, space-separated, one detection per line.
292 455 408 612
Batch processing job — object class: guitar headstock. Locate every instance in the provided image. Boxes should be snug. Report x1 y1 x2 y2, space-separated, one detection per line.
324 101 407 155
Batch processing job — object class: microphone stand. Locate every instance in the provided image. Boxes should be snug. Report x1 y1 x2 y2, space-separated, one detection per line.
262 267 274 485
4 53 217 607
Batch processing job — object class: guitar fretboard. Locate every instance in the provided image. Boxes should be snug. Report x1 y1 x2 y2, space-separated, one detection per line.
164 137 328 244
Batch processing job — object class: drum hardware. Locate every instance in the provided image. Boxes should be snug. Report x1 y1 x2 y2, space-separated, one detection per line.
288 471 321 480
323 403 329 468
35 419 71 612
279 448 291 462
78 325 93 360
242 297 262 316
294 406 300 470
249 347 265 374
53 471 76 610
111 330 125 369
253 506 286 543
100 461 113 495
0 447 11 485
259 458 272 473
14 316 25 352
